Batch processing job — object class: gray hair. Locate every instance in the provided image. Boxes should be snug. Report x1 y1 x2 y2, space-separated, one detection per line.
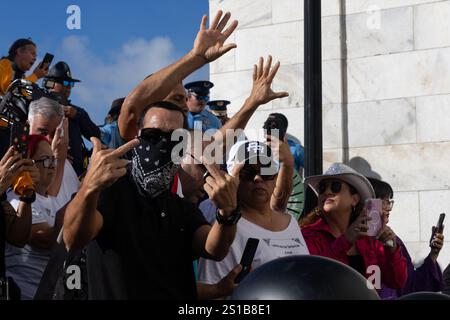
28 97 64 123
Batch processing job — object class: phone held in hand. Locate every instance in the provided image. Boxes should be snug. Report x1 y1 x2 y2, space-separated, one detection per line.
41 53 54 69
9 122 30 157
364 199 383 237
234 238 259 284
430 213 445 247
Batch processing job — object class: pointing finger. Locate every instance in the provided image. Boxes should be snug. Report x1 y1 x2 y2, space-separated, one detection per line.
111 138 140 158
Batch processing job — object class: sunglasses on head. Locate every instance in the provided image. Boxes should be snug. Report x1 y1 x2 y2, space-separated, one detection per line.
318 180 343 195
139 128 174 144
240 166 276 182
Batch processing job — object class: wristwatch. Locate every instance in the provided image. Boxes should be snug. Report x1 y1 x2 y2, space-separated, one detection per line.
215 206 241 226
20 191 36 204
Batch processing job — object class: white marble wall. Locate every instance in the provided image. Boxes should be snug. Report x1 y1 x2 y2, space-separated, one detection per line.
209 0 450 269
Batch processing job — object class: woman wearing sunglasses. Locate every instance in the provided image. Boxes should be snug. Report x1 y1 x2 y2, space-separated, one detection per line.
5 134 62 299
369 178 445 299
197 140 309 299
301 163 407 291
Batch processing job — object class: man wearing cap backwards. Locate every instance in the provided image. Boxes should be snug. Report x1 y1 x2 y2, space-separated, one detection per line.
197 140 309 299
185 80 222 132
300 163 407 290
0 38 49 96
43 61 100 176
207 100 230 126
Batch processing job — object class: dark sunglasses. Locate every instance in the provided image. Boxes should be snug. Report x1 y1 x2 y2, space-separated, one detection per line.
240 166 276 182
318 180 343 195
190 92 210 103
139 128 174 144
33 157 57 169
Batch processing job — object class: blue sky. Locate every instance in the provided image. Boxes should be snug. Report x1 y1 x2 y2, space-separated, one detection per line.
0 0 209 124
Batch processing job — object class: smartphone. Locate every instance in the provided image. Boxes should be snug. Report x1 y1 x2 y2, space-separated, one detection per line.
364 199 383 237
9 122 30 157
430 213 445 247
41 53 54 69
234 238 259 284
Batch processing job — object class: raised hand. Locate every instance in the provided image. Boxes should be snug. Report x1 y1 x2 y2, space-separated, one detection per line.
345 211 370 244
377 225 398 253
192 10 238 63
266 135 294 166
249 55 289 106
51 118 69 161
202 157 243 216
0 147 38 194
430 227 444 261
82 137 139 194
33 61 49 79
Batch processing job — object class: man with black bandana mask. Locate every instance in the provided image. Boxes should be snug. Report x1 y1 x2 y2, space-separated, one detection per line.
129 102 184 198
63 101 243 299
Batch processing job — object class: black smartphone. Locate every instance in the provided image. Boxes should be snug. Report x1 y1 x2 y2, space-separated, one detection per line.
41 53 54 69
234 238 259 284
9 122 30 157
430 213 445 247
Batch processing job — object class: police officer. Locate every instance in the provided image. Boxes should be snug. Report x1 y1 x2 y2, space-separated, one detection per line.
185 81 221 133
207 100 230 126
43 61 100 176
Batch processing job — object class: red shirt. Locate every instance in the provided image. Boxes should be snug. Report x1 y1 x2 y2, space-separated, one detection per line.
301 218 408 289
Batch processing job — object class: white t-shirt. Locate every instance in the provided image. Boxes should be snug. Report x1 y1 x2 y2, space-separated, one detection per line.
54 159 80 209
5 192 59 300
198 215 309 285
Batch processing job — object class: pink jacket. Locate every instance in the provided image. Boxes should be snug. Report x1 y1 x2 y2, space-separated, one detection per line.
302 218 408 289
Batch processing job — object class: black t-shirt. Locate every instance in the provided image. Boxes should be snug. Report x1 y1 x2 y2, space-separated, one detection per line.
347 254 365 276
91 174 209 300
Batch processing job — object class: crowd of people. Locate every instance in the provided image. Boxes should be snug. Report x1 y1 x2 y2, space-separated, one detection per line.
0 11 448 300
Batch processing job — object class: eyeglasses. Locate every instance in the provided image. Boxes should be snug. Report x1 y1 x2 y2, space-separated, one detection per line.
33 157 57 168
382 199 395 210
240 166 277 182
318 180 343 195
139 128 174 145
61 80 75 88
190 92 210 103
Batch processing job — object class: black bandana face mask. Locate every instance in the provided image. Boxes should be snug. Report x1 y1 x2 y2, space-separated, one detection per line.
130 129 180 198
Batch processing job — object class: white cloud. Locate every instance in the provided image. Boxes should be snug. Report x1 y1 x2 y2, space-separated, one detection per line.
54 35 182 123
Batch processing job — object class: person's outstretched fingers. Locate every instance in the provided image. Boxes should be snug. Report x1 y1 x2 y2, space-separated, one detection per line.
111 138 140 158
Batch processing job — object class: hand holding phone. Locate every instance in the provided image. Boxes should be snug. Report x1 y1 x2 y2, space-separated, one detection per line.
430 213 445 248
9 122 30 157
234 238 259 284
40 53 54 70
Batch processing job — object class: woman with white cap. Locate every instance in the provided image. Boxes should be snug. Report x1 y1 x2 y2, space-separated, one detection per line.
301 163 407 290
197 140 309 299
